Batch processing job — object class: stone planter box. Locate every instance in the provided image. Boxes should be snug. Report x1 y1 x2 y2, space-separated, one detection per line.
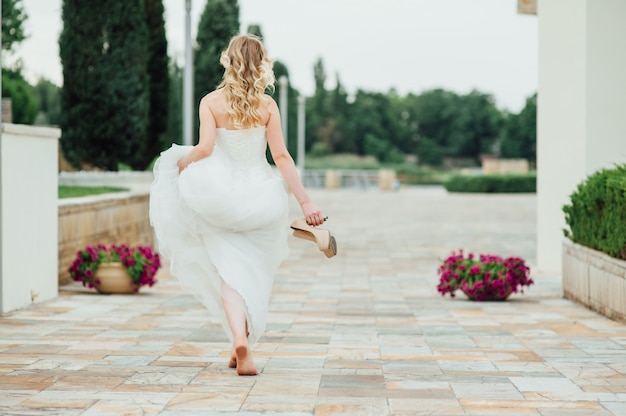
562 238 626 321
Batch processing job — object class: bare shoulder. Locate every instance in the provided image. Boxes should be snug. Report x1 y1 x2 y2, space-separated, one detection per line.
202 90 224 106
261 94 278 111
202 90 228 123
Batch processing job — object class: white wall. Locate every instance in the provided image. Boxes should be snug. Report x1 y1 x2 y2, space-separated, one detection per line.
1 123 61 313
586 0 626 173
537 0 626 272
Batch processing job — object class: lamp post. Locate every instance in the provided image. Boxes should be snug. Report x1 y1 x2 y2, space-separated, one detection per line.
297 95 306 174
183 0 193 146
278 75 288 144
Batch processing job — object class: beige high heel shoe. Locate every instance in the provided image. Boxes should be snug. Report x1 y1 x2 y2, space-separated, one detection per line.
290 218 337 258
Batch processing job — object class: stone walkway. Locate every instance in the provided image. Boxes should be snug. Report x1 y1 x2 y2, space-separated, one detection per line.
2 187 626 415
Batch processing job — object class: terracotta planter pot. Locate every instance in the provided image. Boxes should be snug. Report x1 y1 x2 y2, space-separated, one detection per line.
462 286 512 301
94 262 137 294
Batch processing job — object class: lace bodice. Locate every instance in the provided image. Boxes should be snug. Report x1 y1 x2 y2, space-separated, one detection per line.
216 126 272 177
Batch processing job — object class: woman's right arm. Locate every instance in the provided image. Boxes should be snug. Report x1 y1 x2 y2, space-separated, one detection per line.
265 98 325 226
177 96 217 173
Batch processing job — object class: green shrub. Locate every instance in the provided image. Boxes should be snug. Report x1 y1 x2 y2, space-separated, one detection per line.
393 164 452 185
2 70 37 124
563 164 626 260
305 154 380 170
59 186 129 199
309 142 332 158
444 173 536 193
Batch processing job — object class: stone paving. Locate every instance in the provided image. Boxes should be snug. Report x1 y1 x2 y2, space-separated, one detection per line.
2 187 626 415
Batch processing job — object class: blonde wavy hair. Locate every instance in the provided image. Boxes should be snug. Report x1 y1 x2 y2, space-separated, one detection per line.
218 34 275 129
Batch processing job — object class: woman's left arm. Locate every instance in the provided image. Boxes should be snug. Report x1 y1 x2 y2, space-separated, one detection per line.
177 96 217 173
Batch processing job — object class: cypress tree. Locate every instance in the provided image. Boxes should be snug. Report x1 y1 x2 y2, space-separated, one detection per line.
166 58 183 145
134 0 170 169
59 0 149 170
193 0 239 141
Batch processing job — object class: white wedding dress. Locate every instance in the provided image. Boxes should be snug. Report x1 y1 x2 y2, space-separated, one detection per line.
149 126 289 344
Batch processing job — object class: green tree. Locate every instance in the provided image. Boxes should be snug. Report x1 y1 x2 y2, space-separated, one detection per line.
59 0 149 170
388 90 419 156
166 58 183 146
311 57 328 118
347 90 402 161
194 0 239 141
404 89 502 165
449 91 502 160
1 68 36 124
410 89 460 159
500 93 537 163
415 137 444 166
307 59 354 155
2 0 27 52
136 0 169 168
33 78 61 126
246 23 262 38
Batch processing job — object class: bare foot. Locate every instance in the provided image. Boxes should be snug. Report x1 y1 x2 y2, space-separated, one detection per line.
234 338 258 376
229 327 251 369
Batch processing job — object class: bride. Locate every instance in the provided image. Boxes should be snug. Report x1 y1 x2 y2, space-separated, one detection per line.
149 34 326 375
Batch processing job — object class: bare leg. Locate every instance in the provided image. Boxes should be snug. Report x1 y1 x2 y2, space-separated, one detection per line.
221 280 257 376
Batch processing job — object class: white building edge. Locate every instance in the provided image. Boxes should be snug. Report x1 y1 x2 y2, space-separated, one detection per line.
534 0 626 272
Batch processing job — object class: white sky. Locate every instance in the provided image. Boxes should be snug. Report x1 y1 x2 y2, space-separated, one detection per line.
15 0 537 112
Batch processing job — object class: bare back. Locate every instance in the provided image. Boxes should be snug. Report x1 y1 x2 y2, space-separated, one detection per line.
204 89 272 130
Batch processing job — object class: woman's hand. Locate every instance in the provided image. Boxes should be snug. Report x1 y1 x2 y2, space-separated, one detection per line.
301 201 326 226
177 158 187 174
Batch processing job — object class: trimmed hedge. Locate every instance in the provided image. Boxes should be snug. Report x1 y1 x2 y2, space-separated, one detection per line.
444 174 536 193
563 164 626 260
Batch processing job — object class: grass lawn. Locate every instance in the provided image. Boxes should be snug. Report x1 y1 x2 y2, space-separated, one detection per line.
58 186 129 199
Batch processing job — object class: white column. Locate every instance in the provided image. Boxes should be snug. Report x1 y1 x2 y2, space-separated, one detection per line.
585 0 626 173
297 95 306 174
537 0 626 272
183 0 193 146
279 76 288 145
1 124 61 313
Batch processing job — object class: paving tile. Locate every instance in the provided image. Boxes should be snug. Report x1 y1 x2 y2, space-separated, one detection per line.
314 401 389 416
241 395 316 413
451 382 524 399
164 392 247 412
389 398 464 415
